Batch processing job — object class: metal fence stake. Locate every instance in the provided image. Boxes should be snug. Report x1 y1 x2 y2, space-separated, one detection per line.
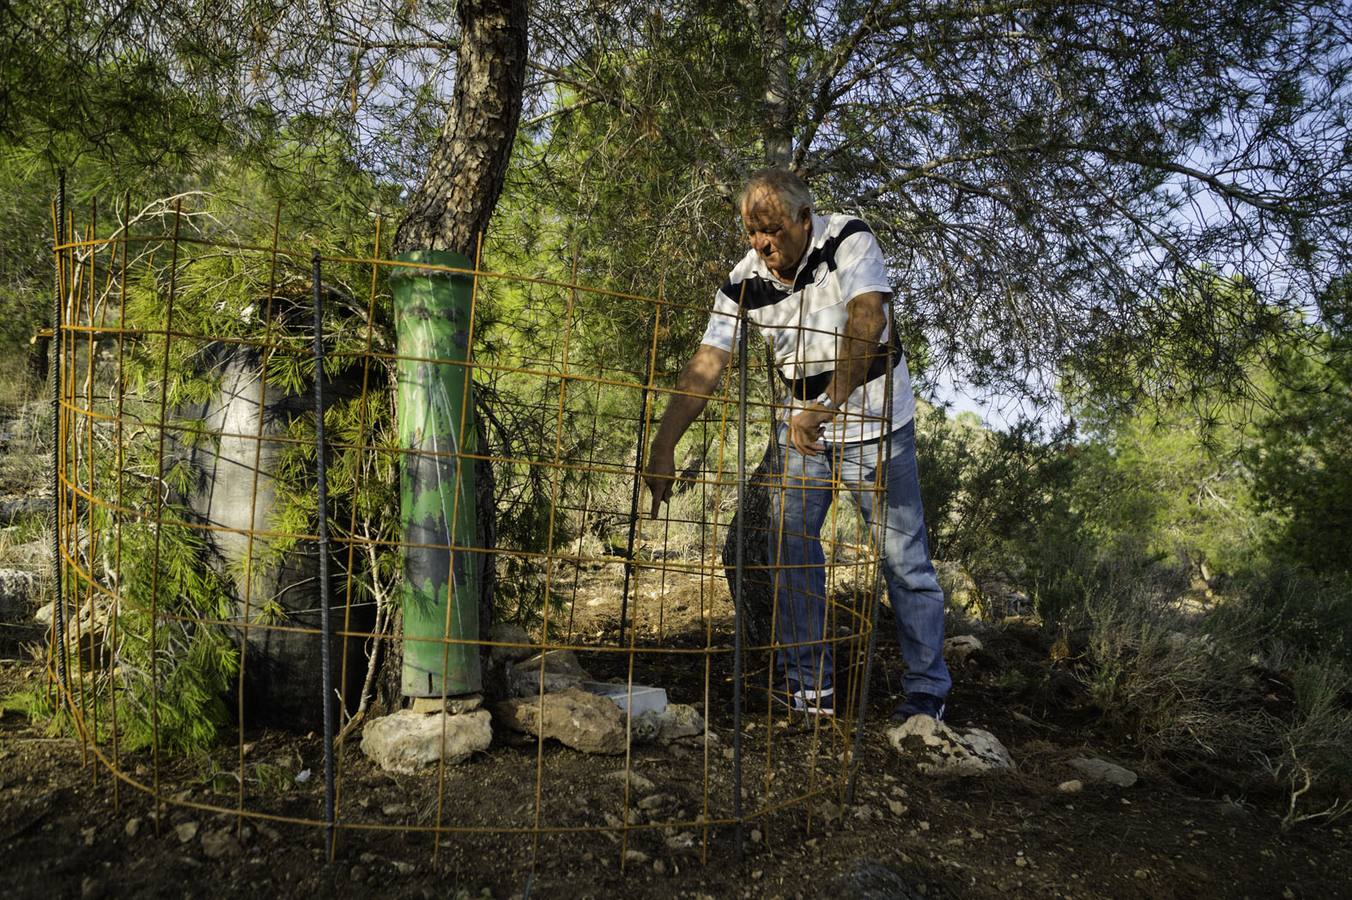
732 308 749 863
50 170 68 695
312 250 337 856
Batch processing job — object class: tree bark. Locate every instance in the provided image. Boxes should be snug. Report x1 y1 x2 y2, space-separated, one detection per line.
393 0 528 255
384 0 525 705
758 0 792 168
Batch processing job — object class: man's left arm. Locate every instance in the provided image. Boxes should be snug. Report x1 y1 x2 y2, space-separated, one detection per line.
787 290 888 455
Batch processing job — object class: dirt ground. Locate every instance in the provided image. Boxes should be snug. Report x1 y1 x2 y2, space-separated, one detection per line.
2 400 1350 900
3 596 1351 900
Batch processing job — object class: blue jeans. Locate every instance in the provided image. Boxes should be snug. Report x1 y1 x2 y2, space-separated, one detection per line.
768 418 950 698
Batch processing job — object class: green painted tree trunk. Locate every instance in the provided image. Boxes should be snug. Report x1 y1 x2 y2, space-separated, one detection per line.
392 250 481 697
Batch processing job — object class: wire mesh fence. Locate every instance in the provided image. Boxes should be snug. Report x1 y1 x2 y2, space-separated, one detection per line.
40 185 895 873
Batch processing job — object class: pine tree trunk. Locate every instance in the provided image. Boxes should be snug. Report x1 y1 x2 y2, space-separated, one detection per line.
758 0 793 169
384 0 526 704
393 0 528 256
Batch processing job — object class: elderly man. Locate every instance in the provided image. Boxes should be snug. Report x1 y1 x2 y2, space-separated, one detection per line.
643 168 950 720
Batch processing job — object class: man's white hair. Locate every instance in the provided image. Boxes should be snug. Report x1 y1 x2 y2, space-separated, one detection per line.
739 168 813 219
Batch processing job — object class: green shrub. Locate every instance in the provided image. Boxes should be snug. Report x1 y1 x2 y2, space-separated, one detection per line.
1211 569 1352 669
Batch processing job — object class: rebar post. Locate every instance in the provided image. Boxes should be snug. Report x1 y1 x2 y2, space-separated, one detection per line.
312 251 337 854
618 315 657 646
50 170 68 694
732 307 748 863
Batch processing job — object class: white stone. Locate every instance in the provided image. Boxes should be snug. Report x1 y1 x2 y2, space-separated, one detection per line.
581 681 668 717
360 708 492 774
1070 757 1137 788
1058 779 1084 794
886 716 1015 775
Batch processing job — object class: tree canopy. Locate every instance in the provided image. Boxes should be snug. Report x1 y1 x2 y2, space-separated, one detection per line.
2 0 1349 406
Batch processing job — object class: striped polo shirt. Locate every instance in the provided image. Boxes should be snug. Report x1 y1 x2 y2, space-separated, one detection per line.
700 212 916 444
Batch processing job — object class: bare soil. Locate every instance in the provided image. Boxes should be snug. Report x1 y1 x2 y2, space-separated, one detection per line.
3 602 1351 900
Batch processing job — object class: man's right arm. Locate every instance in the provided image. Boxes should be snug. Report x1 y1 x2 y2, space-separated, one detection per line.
644 343 731 516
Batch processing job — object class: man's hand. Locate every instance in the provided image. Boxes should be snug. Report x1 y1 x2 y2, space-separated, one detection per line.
788 406 835 456
643 446 677 517
641 344 730 519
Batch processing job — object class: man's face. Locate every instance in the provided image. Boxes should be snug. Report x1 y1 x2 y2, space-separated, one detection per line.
741 186 812 281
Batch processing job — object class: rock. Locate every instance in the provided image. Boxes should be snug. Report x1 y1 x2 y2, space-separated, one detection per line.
943 634 984 666
602 811 629 836
637 793 672 812
632 703 704 745
605 769 655 793
409 694 483 715
1069 757 1137 788
360 709 493 774
666 831 696 850
823 858 925 899
80 876 103 900
124 817 142 838
201 827 242 859
393 861 416 876
1057 779 1083 794
624 849 650 865
0 569 38 619
506 650 591 697
37 597 113 664
0 497 49 526
488 623 534 666
493 688 625 754
174 821 200 843
886 716 1015 775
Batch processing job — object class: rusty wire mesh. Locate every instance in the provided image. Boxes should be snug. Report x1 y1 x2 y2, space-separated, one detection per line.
43 189 893 873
